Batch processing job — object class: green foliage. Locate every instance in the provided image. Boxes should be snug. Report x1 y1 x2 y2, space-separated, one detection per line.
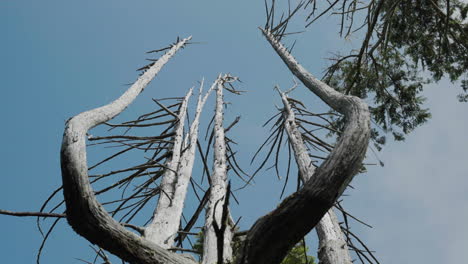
192 232 204 257
459 79 468 102
280 241 316 264
319 0 468 149
384 0 468 83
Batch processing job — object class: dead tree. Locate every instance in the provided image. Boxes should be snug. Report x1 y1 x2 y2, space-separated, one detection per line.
1 5 372 264
3 0 467 262
60 37 197 264
232 26 370 264
60 29 368 264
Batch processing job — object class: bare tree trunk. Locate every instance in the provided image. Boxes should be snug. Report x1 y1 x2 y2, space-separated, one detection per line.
236 28 370 264
144 88 193 247
316 211 353 264
60 37 197 264
202 76 234 264
146 79 216 248
278 88 352 264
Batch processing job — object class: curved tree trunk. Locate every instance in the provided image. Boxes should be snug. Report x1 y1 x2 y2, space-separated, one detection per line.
60 37 197 264
236 28 370 264
278 89 352 264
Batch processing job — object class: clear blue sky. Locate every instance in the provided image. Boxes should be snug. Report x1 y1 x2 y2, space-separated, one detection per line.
1 1 467 263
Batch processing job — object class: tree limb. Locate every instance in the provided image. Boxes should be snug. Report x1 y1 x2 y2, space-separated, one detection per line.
236 28 370 264
60 36 197 264
0 210 65 218
278 88 352 264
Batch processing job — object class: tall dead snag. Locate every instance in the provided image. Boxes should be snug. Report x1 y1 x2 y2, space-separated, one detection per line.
236 29 370 264
202 75 236 264
277 86 352 264
60 37 197 264
146 78 217 248
145 76 215 248
144 87 193 247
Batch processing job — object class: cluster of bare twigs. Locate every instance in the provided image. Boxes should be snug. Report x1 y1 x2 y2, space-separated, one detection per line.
34 96 186 263
248 88 336 263
172 75 249 252
251 89 339 197
264 0 467 150
263 0 389 93
264 0 306 44
75 246 113 264
335 201 381 264
262 3 385 260
136 36 198 75
203 114 249 188
88 97 184 224
304 0 379 36
316 0 397 93
41 75 247 264
249 82 380 263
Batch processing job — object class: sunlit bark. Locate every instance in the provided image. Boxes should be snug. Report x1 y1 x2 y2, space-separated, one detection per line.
202 76 234 264
278 88 352 264
145 88 193 247
60 37 197 264
236 28 370 264
146 79 217 248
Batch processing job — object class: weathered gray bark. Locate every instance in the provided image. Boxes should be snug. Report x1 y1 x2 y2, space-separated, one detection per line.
236 28 370 264
278 88 352 264
202 76 234 264
145 88 193 247
145 79 216 248
60 37 197 264
60 28 369 264
316 210 353 264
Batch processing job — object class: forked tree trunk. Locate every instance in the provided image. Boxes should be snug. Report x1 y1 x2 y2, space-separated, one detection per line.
145 78 215 248
60 29 370 264
235 28 370 264
278 89 352 264
60 37 197 264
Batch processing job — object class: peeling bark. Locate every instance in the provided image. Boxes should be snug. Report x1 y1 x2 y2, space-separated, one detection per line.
236 29 370 264
278 89 352 264
202 77 234 264
60 37 197 264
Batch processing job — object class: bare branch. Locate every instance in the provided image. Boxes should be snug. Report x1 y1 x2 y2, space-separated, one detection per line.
60 36 197 264
236 29 370 264
0 209 65 218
